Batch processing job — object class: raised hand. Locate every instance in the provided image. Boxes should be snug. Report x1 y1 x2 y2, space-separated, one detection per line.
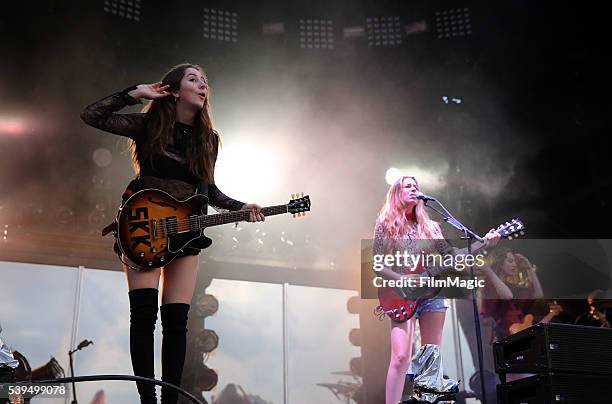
514 253 535 271
129 81 171 100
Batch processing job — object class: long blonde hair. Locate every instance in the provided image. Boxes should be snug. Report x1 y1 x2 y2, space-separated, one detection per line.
376 175 442 239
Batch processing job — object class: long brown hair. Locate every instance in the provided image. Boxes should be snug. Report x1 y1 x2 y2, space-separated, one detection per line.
490 247 513 275
130 63 220 183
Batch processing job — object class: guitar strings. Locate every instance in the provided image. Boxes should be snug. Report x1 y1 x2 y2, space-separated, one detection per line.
154 205 289 234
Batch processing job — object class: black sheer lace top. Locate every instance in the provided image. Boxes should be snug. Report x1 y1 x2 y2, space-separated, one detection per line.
80 87 245 211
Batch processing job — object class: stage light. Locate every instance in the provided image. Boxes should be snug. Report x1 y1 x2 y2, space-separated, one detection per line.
203 8 238 42
405 20 428 36
343 26 365 39
435 8 472 39
442 96 463 105
103 0 141 21
194 329 219 353
92 148 113 168
366 16 402 47
299 19 335 49
385 167 401 185
56 206 76 226
263 22 284 35
0 118 27 136
214 141 282 202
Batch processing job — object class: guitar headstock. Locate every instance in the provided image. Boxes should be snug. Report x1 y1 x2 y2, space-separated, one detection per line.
288 192 311 217
496 218 525 240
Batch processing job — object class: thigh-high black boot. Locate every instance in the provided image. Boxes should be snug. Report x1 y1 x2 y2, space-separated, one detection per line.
160 303 190 404
129 288 159 404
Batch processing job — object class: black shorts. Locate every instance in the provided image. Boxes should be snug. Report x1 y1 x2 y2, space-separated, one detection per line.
112 176 202 262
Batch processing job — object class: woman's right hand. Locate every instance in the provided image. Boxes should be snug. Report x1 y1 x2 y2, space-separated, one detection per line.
128 82 171 100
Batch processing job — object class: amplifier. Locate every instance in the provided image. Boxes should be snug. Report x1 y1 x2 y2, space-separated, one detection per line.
497 373 612 404
494 322 612 374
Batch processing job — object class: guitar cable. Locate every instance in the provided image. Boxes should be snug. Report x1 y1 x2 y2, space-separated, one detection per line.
28 375 206 404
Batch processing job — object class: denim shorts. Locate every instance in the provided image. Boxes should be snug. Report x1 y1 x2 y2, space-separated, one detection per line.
414 298 449 319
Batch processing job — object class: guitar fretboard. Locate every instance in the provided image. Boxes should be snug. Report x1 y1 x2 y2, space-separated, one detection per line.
200 204 289 228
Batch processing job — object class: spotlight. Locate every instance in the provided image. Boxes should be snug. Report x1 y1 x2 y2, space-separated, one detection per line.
299 19 335 49
92 148 113 168
203 8 238 42
366 16 402 46
442 96 463 105
55 206 76 226
263 22 284 35
435 7 472 39
103 0 141 21
343 26 365 39
385 168 401 185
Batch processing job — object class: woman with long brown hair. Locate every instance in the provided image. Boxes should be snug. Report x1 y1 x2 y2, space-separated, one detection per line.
81 63 264 404
373 175 500 404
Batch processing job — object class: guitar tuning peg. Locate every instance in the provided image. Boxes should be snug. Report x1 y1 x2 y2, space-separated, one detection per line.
508 236 513 241
301 192 304 197
520 231 525 236
291 193 296 199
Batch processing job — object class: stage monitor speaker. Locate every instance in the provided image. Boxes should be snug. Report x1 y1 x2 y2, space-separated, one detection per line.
494 322 612 375
497 372 612 404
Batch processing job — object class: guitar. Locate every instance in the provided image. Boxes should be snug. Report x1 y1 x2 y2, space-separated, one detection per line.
114 188 311 270
508 301 563 335
376 219 525 323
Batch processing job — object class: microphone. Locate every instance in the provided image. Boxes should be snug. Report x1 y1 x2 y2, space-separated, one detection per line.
416 192 436 201
76 340 94 350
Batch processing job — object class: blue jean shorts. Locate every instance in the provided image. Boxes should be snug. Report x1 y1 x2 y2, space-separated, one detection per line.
414 298 448 319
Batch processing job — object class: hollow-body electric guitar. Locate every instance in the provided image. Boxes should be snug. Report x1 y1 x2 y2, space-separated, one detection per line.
114 188 311 270
376 219 525 323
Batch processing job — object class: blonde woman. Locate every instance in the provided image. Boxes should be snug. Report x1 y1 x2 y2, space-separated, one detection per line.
373 176 500 404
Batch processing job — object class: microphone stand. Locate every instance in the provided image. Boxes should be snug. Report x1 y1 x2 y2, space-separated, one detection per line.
68 340 93 404
421 197 488 404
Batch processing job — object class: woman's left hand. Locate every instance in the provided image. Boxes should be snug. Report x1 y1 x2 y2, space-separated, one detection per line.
483 228 501 248
241 203 265 222
514 253 535 272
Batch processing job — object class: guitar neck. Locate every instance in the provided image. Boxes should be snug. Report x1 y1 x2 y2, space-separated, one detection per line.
199 205 289 228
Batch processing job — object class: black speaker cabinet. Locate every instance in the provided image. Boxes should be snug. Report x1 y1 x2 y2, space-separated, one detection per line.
497 373 612 404
494 322 612 374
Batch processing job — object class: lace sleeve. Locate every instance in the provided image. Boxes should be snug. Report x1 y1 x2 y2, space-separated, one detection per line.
80 86 147 140
208 184 245 212
373 222 385 257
